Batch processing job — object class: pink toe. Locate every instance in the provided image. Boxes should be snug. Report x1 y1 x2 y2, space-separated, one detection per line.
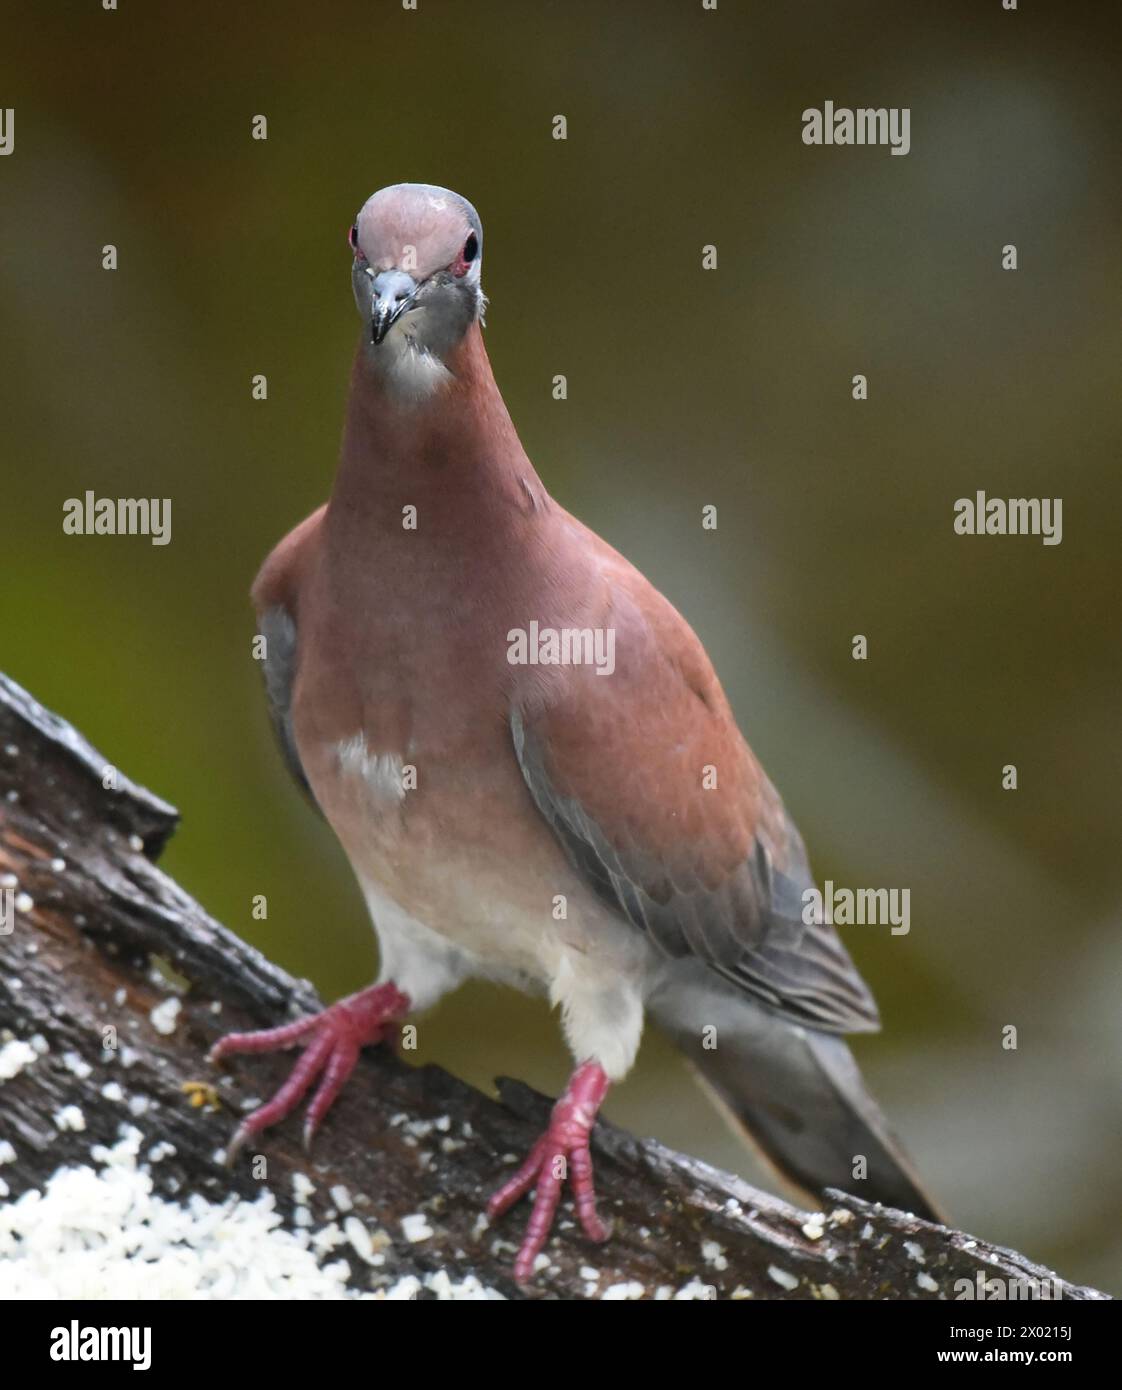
209 982 412 1156
208 1013 318 1062
303 1039 361 1146
487 1135 549 1220
487 1061 612 1279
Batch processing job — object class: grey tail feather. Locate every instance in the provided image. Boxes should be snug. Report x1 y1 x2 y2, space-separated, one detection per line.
655 997 946 1224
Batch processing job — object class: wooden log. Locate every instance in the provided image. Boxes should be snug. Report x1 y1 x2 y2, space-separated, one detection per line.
0 672 1107 1300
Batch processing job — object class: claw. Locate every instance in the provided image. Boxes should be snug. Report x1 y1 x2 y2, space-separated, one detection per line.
487 1059 611 1281
208 982 410 1161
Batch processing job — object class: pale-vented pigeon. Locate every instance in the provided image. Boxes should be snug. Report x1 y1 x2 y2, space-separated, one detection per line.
209 182 941 1281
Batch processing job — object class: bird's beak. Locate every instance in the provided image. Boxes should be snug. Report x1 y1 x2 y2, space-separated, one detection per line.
367 268 419 345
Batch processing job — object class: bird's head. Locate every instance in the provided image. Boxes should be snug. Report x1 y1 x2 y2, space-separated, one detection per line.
349 183 483 386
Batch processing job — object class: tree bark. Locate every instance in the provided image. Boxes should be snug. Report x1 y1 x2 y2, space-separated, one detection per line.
0 672 1108 1300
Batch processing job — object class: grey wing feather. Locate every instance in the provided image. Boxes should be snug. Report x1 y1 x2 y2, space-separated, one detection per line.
259 605 319 809
651 975 942 1220
512 712 878 1036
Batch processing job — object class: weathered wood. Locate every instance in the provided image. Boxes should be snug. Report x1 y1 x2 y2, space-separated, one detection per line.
0 672 1108 1299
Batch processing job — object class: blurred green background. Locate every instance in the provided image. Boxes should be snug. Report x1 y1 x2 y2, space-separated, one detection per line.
2 1 1119 1293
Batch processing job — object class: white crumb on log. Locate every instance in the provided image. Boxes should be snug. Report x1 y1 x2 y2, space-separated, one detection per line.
54 1105 87 1132
401 1212 434 1243
0 1039 38 1082
61 1051 93 1080
311 1222 346 1255
673 1278 716 1300
702 1238 729 1270
420 1270 503 1300
343 1215 376 1263
767 1264 800 1291
0 1126 502 1300
382 1275 422 1300
380 1271 503 1301
148 998 181 1036
601 1280 646 1300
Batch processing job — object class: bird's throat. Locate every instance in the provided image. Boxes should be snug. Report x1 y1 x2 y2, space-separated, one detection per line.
330 321 546 541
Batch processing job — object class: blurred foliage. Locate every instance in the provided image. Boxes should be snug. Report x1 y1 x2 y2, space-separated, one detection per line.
1 2 1118 1292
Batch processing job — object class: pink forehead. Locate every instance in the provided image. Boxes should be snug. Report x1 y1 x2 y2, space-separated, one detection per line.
356 190 469 270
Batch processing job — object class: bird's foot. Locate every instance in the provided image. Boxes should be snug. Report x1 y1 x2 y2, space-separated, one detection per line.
487 1059 611 1282
208 981 410 1162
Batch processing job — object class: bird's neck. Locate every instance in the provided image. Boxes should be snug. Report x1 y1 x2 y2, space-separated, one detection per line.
330 322 545 533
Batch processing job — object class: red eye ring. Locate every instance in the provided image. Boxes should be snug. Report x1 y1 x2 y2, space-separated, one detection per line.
450 232 478 278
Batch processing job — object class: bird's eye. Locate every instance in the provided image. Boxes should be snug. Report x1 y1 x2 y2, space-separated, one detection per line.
348 223 359 251
463 233 478 262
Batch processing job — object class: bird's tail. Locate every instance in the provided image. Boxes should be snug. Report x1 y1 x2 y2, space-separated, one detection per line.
650 981 945 1223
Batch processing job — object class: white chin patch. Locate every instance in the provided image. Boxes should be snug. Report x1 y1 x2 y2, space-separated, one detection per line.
375 320 453 402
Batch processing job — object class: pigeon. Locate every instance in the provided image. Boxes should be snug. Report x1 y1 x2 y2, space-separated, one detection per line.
209 182 941 1282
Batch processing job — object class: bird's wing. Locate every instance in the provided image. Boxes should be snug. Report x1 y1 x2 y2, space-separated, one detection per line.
258 604 317 805
511 550 879 1035
251 505 327 810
